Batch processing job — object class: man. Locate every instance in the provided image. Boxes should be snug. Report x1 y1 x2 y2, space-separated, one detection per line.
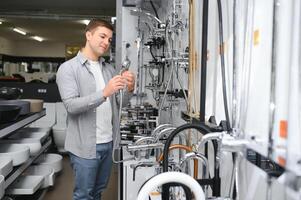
56 19 135 200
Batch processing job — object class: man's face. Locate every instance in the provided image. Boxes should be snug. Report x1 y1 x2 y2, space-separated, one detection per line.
86 26 113 57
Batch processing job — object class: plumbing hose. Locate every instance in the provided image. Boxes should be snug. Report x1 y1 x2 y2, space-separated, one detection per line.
157 144 199 179
162 123 212 200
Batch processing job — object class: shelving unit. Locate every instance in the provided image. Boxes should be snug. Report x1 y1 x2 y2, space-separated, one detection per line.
4 139 52 188
0 109 52 196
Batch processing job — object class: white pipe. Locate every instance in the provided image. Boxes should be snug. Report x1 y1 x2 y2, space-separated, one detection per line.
134 136 156 145
197 132 224 152
137 172 205 200
155 127 176 141
151 124 174 137
180 152 209 179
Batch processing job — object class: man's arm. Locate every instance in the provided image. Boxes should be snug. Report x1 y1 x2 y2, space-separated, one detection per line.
56 63 106 115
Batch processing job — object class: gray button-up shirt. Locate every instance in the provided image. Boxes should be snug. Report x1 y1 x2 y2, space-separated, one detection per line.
56 51 131 159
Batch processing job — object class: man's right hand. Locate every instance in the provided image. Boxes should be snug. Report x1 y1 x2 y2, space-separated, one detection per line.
103 75 127 98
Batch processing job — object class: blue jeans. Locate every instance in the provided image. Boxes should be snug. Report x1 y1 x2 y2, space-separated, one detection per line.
69 141 113 200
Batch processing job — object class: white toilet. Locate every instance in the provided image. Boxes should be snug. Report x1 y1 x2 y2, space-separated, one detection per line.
52 103 67 153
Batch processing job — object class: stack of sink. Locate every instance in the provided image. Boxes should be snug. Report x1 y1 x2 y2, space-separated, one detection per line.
0 102 66 197
6 163 58 195
24 165 55 188
0 144 30 166
34 153 63 174
4 153 63 196
0 127 50 159
6 175 44 195
0 109 63 196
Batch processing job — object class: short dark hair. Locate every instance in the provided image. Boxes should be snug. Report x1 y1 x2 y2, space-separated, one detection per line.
85 19 114 33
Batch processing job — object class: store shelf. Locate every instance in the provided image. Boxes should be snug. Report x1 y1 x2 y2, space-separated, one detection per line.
0 109 46 139
0 108 52 198
4 138 52 188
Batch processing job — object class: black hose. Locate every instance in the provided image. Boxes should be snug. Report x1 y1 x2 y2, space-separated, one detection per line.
200 0 209 122
199 0 209 122
162 123 211 171
150 46 157 62
150 0 160 20
217 0 231 131
161 123 212 200
161 63 165 85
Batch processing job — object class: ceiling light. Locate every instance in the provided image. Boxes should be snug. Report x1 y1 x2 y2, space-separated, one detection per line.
13 28 27 35
31 36 44 42
0 22 2 25
82 20 90 25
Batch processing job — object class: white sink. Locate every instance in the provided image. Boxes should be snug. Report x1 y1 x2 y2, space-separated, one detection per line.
6 175 43 195
0 175 4 199
0 140 41 156
24 165 55 188
34 153 63 173
0 157 13 177
0 144 30 166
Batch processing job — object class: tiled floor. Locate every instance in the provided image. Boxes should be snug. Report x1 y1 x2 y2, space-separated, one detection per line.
43 155 118 200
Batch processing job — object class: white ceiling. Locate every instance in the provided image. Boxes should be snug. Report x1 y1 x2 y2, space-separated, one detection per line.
0 0 116 44
0 0 116 16
0 18 88 44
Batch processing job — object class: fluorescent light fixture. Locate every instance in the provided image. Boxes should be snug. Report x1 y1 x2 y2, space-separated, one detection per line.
31 36 44 42
82 20 90 25
13 28 27 35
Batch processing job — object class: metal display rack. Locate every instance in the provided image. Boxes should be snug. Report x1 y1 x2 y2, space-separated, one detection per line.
0 109 51 192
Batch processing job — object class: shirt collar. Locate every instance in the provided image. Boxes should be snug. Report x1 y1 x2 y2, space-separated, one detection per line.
76 50 105 66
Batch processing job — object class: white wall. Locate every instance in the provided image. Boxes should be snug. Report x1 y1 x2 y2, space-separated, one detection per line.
0 36 16 55
0 37 65 57
14 41 65 57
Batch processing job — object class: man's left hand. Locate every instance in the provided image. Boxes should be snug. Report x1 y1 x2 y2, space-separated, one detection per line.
121 71 135 92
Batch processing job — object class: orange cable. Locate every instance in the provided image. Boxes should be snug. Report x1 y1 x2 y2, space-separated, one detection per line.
157 144 198 179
